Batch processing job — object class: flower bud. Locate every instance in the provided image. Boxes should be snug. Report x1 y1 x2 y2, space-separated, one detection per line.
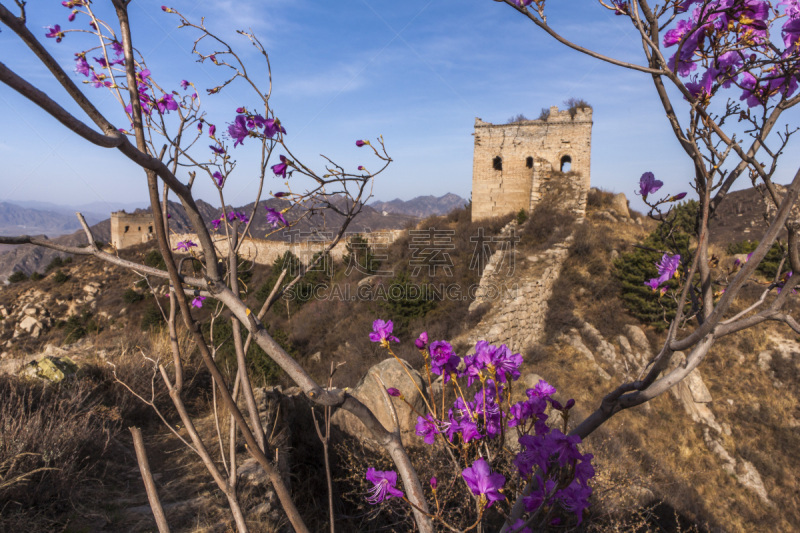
356 140 368 147
414 332 428 350
386 387 401 397
430 477 437 490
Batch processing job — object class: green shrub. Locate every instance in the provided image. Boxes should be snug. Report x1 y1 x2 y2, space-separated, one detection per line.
59 312 97 344
202 318 284 386
122 288 144 304
143 249 166 269
44 256 71 273
516 209 528 225
8 270 28 283
140 303 165 331
29 272 43 281
343 234 380 275
52 270 69 284
614 201 697 329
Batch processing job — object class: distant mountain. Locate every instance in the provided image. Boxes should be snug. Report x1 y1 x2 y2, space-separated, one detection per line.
10 199 143 223
0 202 106 237
369 193 467 218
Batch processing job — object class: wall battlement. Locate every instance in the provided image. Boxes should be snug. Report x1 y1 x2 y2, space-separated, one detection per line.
110 211 155 250
471 105 593 221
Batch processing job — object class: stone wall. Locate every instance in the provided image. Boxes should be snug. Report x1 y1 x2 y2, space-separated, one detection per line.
110 211 155 249
169 229 404 266
471 105 592 221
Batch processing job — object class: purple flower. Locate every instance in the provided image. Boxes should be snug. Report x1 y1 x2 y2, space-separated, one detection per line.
213 171 224 187
228 115 249 147
670 192 688 201
209 124 217 138
528 379 557 399
89 72 112 88
556 480 592 525
273 192 289 198
210 144 225 155
155 93 178 114
265 207 288 228
429 340 459 382
656 253 681 283
191 296 206 308
369 319 399 344
180 79 190 90
386 387 401 397
510 519 532 533
272 155 289 178
263 118 286 138
174 240 197 251
415 413 439 445
638 171 663 198
365 468 403 504
211 218 222 231
414 331 428 350
228 211 249 225
111 41 124 56
45 25 65 42
462 458 506 507
514 0 534 6
355 139 367 147
430 477 437 490
75 55 91 76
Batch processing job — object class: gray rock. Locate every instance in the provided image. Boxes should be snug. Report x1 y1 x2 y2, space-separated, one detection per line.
610 193 630 218
332 357 428 450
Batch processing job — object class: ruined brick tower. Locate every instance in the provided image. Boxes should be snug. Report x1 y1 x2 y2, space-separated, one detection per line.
110 211 155 249
471 105 592 221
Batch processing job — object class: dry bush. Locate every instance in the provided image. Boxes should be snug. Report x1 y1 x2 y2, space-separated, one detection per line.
0 375 121 524
519 203 575 252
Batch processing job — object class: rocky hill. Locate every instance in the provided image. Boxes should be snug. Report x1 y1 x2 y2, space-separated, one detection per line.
1 190 799 531
0 202 103 237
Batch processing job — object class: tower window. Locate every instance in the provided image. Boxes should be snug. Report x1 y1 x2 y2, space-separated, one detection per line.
493 156 502 171
124 225 130 233
560 155 572 173
526 156 533 169
148 226 153 233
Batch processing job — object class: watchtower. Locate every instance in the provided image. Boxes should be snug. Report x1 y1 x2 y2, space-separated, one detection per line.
471 105 593 221
110 211 155 249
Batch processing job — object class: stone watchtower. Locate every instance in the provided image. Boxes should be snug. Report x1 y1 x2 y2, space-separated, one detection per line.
110 211 155 249
471 105 592 221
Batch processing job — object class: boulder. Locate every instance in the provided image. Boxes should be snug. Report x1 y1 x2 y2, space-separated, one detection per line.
610 193 630 218
332 357 428 450
20 356 78 382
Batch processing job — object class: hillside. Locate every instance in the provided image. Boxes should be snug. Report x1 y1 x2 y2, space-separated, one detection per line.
0 190 798 531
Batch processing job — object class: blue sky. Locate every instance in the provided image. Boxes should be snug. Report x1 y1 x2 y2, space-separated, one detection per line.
1 1 798 215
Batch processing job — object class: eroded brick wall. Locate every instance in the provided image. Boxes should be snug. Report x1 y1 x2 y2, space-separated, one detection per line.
471 106 592 221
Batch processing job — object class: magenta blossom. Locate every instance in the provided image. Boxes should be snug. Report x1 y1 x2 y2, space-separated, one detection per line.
228 211 249 225
369 319 399 345
265 207 288 228
45 25 65 42
415 413 439 445
191 296 206 308
228 115 249 147
210 145 225 155
264 118 286 138
365 468 403 504
355 139 367 147
211 218 222 231
272 155 289 178
430 477 437 490
209 124 217 138
75 55 91 77
386 387 401 397
414 331 428 350
180 79 190 90
462 458 506 507
670 192 688 201
174 240 197 251
212 171 224 187
638 171 663 198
